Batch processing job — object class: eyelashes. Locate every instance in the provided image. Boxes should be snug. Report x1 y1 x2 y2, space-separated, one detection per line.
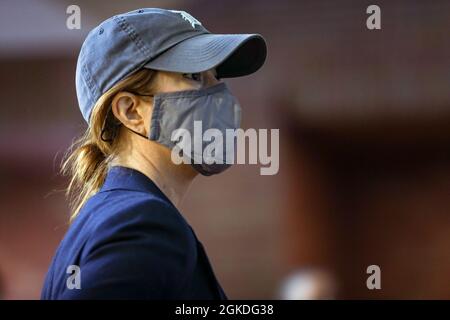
182 72 202 82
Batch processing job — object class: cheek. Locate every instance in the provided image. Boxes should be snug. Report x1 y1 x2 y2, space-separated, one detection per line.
158 72 201 92
166 79 199 92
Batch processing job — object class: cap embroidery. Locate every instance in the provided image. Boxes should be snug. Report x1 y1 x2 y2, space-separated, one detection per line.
170 10 202 29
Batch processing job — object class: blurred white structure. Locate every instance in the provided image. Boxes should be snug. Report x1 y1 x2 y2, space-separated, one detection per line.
278 269 336 300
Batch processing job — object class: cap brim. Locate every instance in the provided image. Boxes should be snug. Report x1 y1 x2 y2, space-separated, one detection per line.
143 33 267 78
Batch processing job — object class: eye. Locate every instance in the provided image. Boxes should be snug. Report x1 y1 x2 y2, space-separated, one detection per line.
183 73 202 82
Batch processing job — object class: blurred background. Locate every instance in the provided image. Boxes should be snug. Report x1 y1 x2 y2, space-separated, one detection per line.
0 0 449 299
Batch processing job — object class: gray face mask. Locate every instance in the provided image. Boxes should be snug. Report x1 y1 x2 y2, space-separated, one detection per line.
128 82 242 176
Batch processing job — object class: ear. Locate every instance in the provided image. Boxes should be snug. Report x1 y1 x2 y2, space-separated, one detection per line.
111 92 148 136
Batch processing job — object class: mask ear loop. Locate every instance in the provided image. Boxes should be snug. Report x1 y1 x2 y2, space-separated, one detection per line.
100 92 155 143
100 111 121 143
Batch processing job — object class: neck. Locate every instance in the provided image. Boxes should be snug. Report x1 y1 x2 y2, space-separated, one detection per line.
112 137 197 209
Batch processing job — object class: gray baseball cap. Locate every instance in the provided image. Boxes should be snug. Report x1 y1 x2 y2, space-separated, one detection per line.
76 8 267 123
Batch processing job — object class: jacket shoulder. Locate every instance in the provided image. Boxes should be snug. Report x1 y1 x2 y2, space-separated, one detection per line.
84 191 197 256
64 191 198 299
88 191 190 233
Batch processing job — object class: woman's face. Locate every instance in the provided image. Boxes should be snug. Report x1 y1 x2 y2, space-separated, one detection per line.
139 68 221 137
112 68 220 136
111 68 221 173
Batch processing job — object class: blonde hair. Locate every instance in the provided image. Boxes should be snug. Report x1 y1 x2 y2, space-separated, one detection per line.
62 69 156 221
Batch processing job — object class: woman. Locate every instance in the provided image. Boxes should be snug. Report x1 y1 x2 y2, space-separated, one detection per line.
41 8 266 299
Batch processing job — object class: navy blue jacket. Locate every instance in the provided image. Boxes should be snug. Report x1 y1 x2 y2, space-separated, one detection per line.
41 166 227 299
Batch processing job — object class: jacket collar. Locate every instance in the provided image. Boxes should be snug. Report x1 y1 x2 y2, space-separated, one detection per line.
99 166 173 205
